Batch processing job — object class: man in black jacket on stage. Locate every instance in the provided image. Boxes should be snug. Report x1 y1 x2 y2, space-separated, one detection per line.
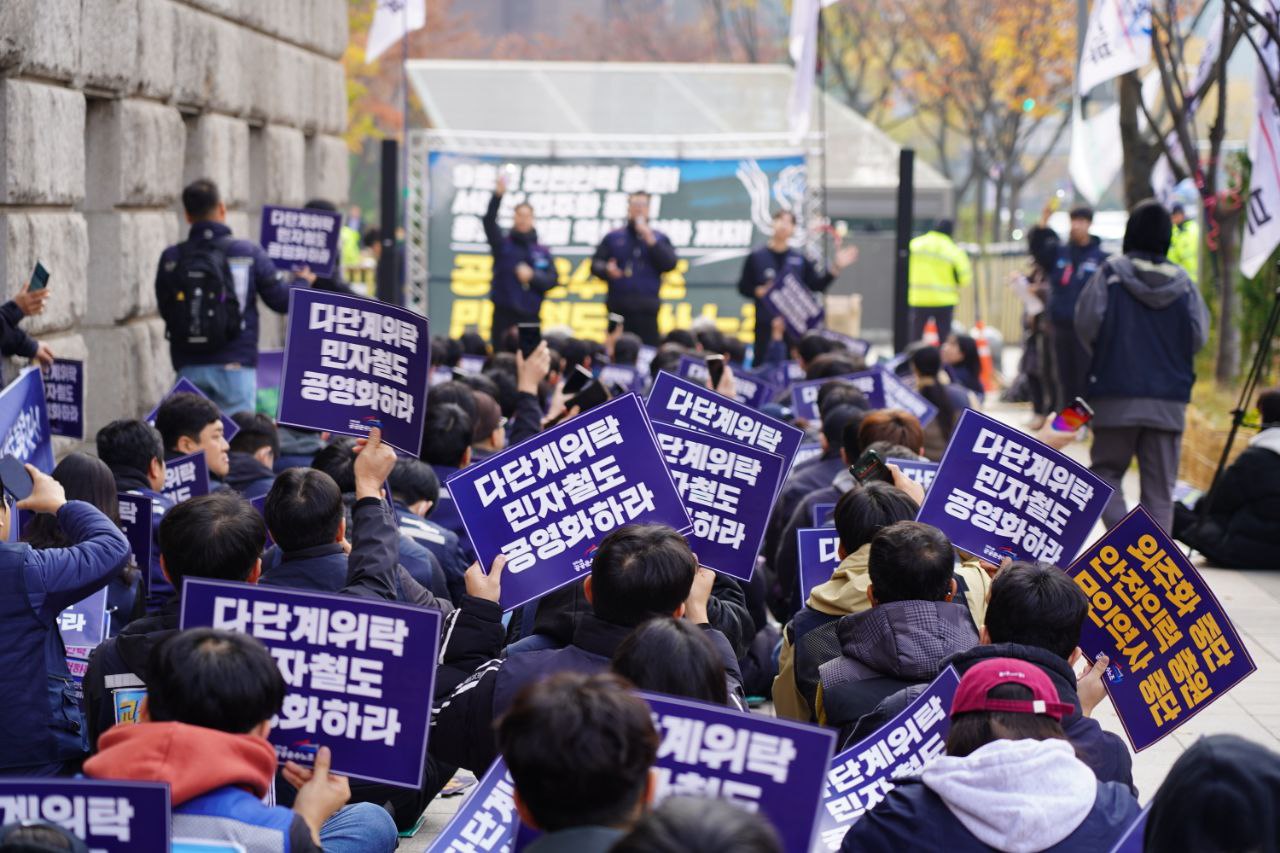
484 172 559 348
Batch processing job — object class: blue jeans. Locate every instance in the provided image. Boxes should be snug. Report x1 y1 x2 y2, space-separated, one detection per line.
320 802 398 853
178 364 257 415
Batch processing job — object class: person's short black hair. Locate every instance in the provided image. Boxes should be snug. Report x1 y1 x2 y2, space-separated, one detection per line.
1144 734 1280 853
459 331 489 356
96 418 164 476
821 404 863 451
772 209 797 225
817 382 870 418
805 353 860 381
361 225 382 249
146 628 285 734
591 524 696 627
833 481 920 556
1069 206 1095 221
155 392 221 452
661 329 696 349
470 391 503 443
796 331 837 364
868 521 954 603
182 178 221 219
614 332 642 366
388 457 440 506
985 562 1087 660
157 491 265 588
310 436 357 493
497 672 658 833
0 821 90 852
1258 387 1280 425
482 363 519 417
427 381 478 425
1123 197 1173 257
420 402 474 468
304 198 337 212
25 453 120 550
453 371 501 402
612 797 783 853
629 191 651 202
612 617 727 705
513 200 533 214
723 336 746 366
650 344 688 379
229 412 279 457
432 335 463 368
910 345 943 378
264 468 344 552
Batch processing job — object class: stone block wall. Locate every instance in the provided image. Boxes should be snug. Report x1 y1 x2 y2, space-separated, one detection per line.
0 0 349 443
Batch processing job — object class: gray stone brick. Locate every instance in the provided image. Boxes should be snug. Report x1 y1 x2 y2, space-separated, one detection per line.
183 113 250 208
306 134 349 207
0 80 85 206
135 0 176 100
85 99 186 210
0 212 88 337
312 56 346 136
0 0 82 83
81 0 139 93
87 211 177 323
250 125 306 208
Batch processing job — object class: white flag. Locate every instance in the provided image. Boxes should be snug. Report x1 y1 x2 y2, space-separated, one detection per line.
1069 99 1123 204
1077 0 1152 96
787 0 839 142
365 0 426 64
1240 8 1280 278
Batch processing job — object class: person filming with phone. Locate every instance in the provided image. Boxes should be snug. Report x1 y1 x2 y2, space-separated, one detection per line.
1 262 55 368
485 169 560 349
591 191 678 346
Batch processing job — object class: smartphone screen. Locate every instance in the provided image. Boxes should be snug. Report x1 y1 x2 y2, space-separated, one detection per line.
1052 398 1095 432
850 448 885 484
562 365 593 396
569 380 609 414
706 354 725 390
29 262 49 292
608 313 624 334
0 456 34 502
517 323 541 359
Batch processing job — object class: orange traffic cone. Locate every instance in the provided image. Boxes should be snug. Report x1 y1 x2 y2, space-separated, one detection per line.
974 319 997 392
922 316 940 347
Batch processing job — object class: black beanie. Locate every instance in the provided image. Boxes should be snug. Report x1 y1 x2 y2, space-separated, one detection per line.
1122 198 1173 257
1145 734 1280 853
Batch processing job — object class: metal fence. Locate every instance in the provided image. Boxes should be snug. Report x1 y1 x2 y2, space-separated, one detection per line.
953 242 1031 344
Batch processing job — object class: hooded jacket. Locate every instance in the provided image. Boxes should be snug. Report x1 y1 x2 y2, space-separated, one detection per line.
1178 427 1280 570
1075 253 1209 431
225 451 276 500
839 738 1140 853
816 599 978 741
85 722 319 853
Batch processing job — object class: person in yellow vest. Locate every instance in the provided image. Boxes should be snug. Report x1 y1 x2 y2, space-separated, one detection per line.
908 219 972 341
1168 203 1199 284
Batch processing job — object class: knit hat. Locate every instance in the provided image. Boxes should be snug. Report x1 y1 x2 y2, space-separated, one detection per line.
1122 198 1173 257
951 657 1074 721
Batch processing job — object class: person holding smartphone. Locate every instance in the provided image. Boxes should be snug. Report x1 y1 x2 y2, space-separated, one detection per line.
485 171 559 349
591 192 678 346
0 263 54 367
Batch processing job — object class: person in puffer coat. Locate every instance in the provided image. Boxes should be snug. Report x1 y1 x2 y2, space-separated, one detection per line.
840 657 1140 853
815 521 978 743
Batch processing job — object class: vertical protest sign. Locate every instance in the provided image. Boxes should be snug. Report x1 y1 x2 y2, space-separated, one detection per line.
879 367 937 427
180 577 441 787
277 290 430 457
645 692 836 852
1064 508 1255 751
814 667 961 850
146 377 240 442
792 442 823 470
886 457 938 494
917 410 1112 565
0 778 170 853
260 205 342 278
426 758 518 853
677 356 779 408
248 494 275 550
457 354 486 375
162 452 210 505
42 358 84 439
117 494 153 601
646 373 804 491
256 349 285 415
59 587 108 661
0 366 54 474
811 502 836 527
790 370 880 423
765 271 825 337
797 528 842 606
446 394 691 611
1109 807 1150 853
652 422 785 582
817 329 871 359
597 363 646 396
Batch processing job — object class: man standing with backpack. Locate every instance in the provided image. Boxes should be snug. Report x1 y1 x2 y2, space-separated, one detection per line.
155 179 310 413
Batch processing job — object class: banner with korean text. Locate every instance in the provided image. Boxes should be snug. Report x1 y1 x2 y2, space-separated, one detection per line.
0 779 170 853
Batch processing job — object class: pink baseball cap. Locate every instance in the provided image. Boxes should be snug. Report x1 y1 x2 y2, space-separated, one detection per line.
951 658 1075 721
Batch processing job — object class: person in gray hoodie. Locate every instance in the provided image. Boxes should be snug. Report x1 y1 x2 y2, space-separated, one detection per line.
1074 198 1210 532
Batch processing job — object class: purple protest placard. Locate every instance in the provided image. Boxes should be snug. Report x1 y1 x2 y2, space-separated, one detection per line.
917 410 1112 565
886 457 938 494
817 329 872 359
257 350 285 391
0 778 170 853
162 452 210 505
598 363 646 396
646 373 804 487
0 366 54 475
42 358 83 440
146 377 239 442
646 691 836 853
880 367 938 428
758 360 806 390
457 354 486 375
652 422 785 582
277 289 430 456
676 354 710 384
117 493 153 600
249 494 275 550
793 442 823 470
815 667 960 850
811 502 836 527
790 370 880 423
1109 807 1149 853
59 587 108 659
426 758 518 853
260 205 342 278
446 394 691 611
636 345 657 377
765 271 825 338
675 355 779 411
1064 508 1255 752
797 528 841 606
180 577 441 787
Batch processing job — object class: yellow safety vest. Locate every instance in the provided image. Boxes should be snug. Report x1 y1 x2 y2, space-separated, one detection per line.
1169 219 1199 284
339 226 363 270
908 231 973 308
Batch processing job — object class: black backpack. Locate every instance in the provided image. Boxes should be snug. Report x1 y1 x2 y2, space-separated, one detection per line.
159 235 242 354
